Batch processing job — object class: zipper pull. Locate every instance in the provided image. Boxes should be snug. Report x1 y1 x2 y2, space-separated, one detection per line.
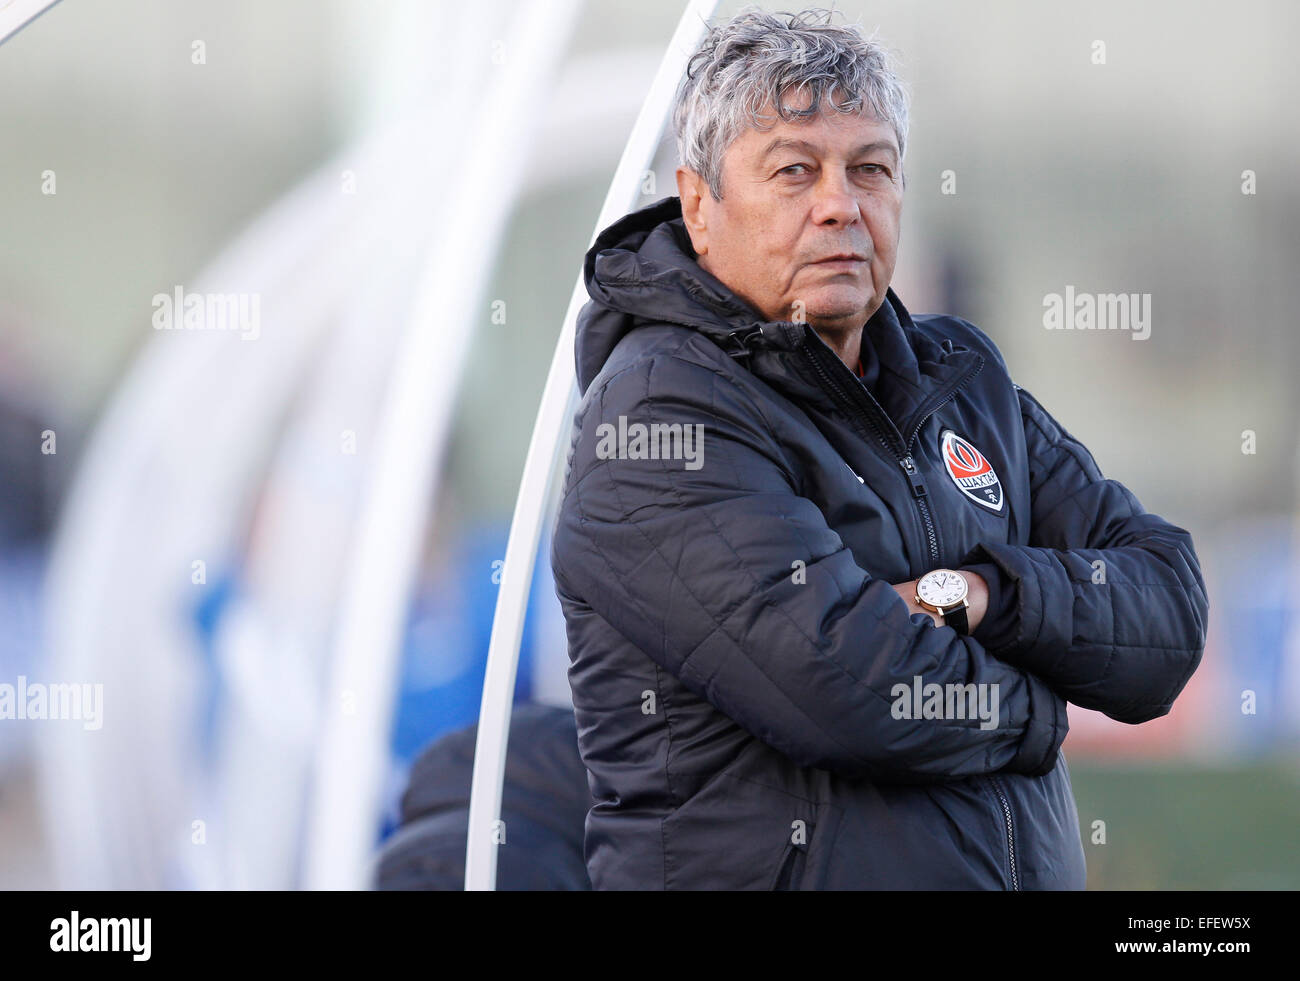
899 455 927 497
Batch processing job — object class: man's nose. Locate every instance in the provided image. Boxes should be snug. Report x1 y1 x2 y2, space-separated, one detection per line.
810 171 861 226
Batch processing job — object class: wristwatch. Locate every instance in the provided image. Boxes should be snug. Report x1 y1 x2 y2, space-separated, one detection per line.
915 568 970 634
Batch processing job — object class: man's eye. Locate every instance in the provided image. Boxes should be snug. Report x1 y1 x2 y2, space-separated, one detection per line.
778 164 809 176
857 164 889 176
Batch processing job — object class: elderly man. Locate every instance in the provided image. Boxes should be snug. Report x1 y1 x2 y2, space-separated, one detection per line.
549 7 1207 890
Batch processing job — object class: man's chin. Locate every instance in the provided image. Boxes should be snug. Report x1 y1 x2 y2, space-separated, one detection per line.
795 285 875 323
799 300 874 330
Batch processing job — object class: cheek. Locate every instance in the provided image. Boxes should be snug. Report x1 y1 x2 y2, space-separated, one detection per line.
727 210 784 271
737 244 777 282
754 241 797 285
869 207 901 257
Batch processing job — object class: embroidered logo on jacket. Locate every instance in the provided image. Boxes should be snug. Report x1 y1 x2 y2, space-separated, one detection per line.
940 429 1004 512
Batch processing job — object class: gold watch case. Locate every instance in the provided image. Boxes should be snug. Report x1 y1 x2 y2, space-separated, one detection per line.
914 568 970 615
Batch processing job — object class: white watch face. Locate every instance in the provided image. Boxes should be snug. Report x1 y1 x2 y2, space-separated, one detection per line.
918 570 967 608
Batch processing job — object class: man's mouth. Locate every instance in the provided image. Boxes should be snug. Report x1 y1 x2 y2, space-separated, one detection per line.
810 254 868 271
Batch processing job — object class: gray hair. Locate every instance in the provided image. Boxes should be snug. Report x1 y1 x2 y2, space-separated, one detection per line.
672 6 910 200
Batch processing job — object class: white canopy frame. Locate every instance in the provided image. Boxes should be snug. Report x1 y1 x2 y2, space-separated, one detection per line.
301 0 582 890
464 0 721 891
0 0 61 47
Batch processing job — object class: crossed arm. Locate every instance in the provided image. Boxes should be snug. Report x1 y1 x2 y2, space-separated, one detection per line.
893 383 1208 724
953 384 1208 724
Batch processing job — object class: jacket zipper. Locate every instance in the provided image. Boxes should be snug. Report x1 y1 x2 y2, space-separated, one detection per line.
798 333 983 569
988 775 1021 891
901 456 939 565
797 327 1019 891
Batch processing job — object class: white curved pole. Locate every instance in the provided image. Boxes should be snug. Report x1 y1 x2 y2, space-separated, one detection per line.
0 0 61 47
301 0 580 891
464 0 721 891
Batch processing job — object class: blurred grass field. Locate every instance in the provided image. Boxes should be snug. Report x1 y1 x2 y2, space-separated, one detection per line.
1070 756 1300 890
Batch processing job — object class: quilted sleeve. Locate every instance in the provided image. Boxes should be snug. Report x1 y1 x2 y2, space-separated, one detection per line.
551 351 1070 782
960 384 1209 724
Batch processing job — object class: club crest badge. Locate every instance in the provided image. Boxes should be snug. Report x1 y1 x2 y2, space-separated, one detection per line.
940 429 1004 513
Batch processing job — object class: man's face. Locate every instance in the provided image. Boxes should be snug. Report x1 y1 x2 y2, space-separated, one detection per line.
677 91 904 339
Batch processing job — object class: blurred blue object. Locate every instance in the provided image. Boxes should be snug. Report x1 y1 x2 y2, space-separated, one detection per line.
381 520 545 838
390 522 536 764
0 544 46 777
1213 516 1300 753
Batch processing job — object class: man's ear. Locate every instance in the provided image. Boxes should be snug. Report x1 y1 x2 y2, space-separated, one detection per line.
675 167 711 257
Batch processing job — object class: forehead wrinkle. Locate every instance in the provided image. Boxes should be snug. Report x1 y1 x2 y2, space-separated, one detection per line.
758 136 898 161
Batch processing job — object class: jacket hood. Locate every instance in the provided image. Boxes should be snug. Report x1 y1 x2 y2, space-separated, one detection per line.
574 196 957 405
576 196 746 394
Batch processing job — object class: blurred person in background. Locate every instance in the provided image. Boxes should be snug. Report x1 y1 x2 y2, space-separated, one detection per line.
375 703 590 890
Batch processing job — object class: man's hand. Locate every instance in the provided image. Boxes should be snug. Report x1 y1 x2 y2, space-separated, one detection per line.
891 571 988 633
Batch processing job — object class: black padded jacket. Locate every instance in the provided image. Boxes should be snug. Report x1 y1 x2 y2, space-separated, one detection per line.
549 196 1209 890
